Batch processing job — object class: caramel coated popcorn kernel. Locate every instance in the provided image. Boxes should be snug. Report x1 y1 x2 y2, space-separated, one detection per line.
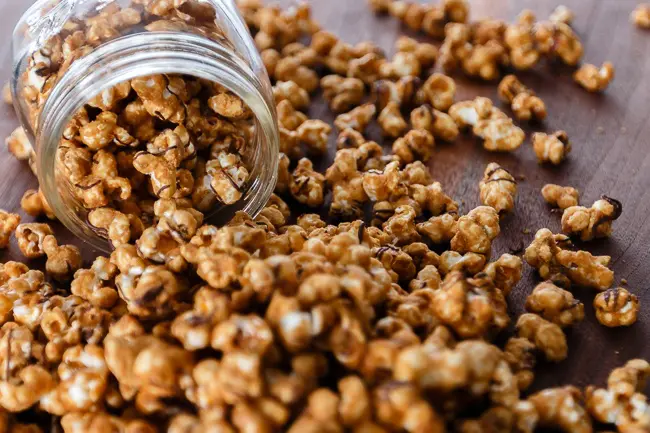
517 313 568 362
0 210 20 249
497 74 547 122
632 4 650 29
561 196 622 241
574 62 615 92
525 281 584 328
594 287 640 327
541 184 579 210
479 162 517 215
532 130 571 165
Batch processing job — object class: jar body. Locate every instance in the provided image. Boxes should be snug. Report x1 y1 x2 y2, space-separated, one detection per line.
11 0 279 252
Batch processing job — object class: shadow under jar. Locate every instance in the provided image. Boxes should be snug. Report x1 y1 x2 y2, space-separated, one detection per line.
11 0 279 252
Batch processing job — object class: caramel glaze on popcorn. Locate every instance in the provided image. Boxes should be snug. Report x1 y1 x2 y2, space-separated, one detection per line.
0 0 649 431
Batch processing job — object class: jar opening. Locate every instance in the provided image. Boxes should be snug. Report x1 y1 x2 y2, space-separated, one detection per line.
37 32 278 252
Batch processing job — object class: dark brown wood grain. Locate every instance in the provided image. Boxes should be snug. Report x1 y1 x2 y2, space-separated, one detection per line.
1 0 650 394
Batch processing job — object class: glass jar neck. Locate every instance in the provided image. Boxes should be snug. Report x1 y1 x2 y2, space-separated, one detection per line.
37 31 279 252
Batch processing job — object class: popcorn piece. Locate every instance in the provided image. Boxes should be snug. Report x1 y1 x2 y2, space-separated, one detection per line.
529 387 592 433
296 119 332 155
42 235 83 281
438 251 486 275
274 80 311 110
574 62 615 92
550 5 574 25
379 51 421 79
131 74 186 123
504 337 536 391
395 36 438 69
417 213 458 244
383 205 420 246
449 97 500 129
321 75 365 113
0 210 20 249
208 88 251 120
393 129 435 163
373 76 421 111
474 117 525 152
525 228 614 290
497 74 547 121
15 223 53 258
133 151 177 199
541 184 579 210
20 189 56 220
335 103 377 132
275 56 319 93
378 101 408 138
632 4 650 29
450 206 500 256
290 158 325 207
2 82 11 104
586 359 650 431
532 131 571 165
5 127 34 163
561 196 622 241
516 313 568 362
71 256 119 308
479 162 517 214
88 207 143 248
534 21 583 66
525 281 584 328
462 40 506 81
205 152 250 205
482 253 523 296
416 73 455 111
432 271 510 338
410 104 459 142
593 287 639 327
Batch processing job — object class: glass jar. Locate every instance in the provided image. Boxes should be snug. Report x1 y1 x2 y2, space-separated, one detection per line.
10 0 279 252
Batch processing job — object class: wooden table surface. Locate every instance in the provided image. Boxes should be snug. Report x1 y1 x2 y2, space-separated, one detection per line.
1 0 650 393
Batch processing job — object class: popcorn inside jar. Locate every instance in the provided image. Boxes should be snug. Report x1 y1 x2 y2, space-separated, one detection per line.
56 75 267 249
12 0 279 251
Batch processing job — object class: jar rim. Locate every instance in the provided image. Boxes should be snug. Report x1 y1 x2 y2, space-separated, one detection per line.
37 31 279 252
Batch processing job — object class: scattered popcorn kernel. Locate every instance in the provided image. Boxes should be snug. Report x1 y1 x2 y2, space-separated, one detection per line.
451 206 500 256
15 222 53 258
632 4 650 29
517 313 568 362
416 73 455 111
290 158 325 207
479 162 517 214
378 101 409 138
0 210 20 249
393 129 435 163
410 105 459 142
525 281 584 328
574 62 615 92
474 116 525 152
541 184 579 210
6 127 34 163
497 74 547 121
550 5 574 25
2 82 11 105
594 287 639 327
335 103 377 132
43 235 83 281
529 386 593 433
532 130 571 165
321 75 365 113
561 196 622 241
